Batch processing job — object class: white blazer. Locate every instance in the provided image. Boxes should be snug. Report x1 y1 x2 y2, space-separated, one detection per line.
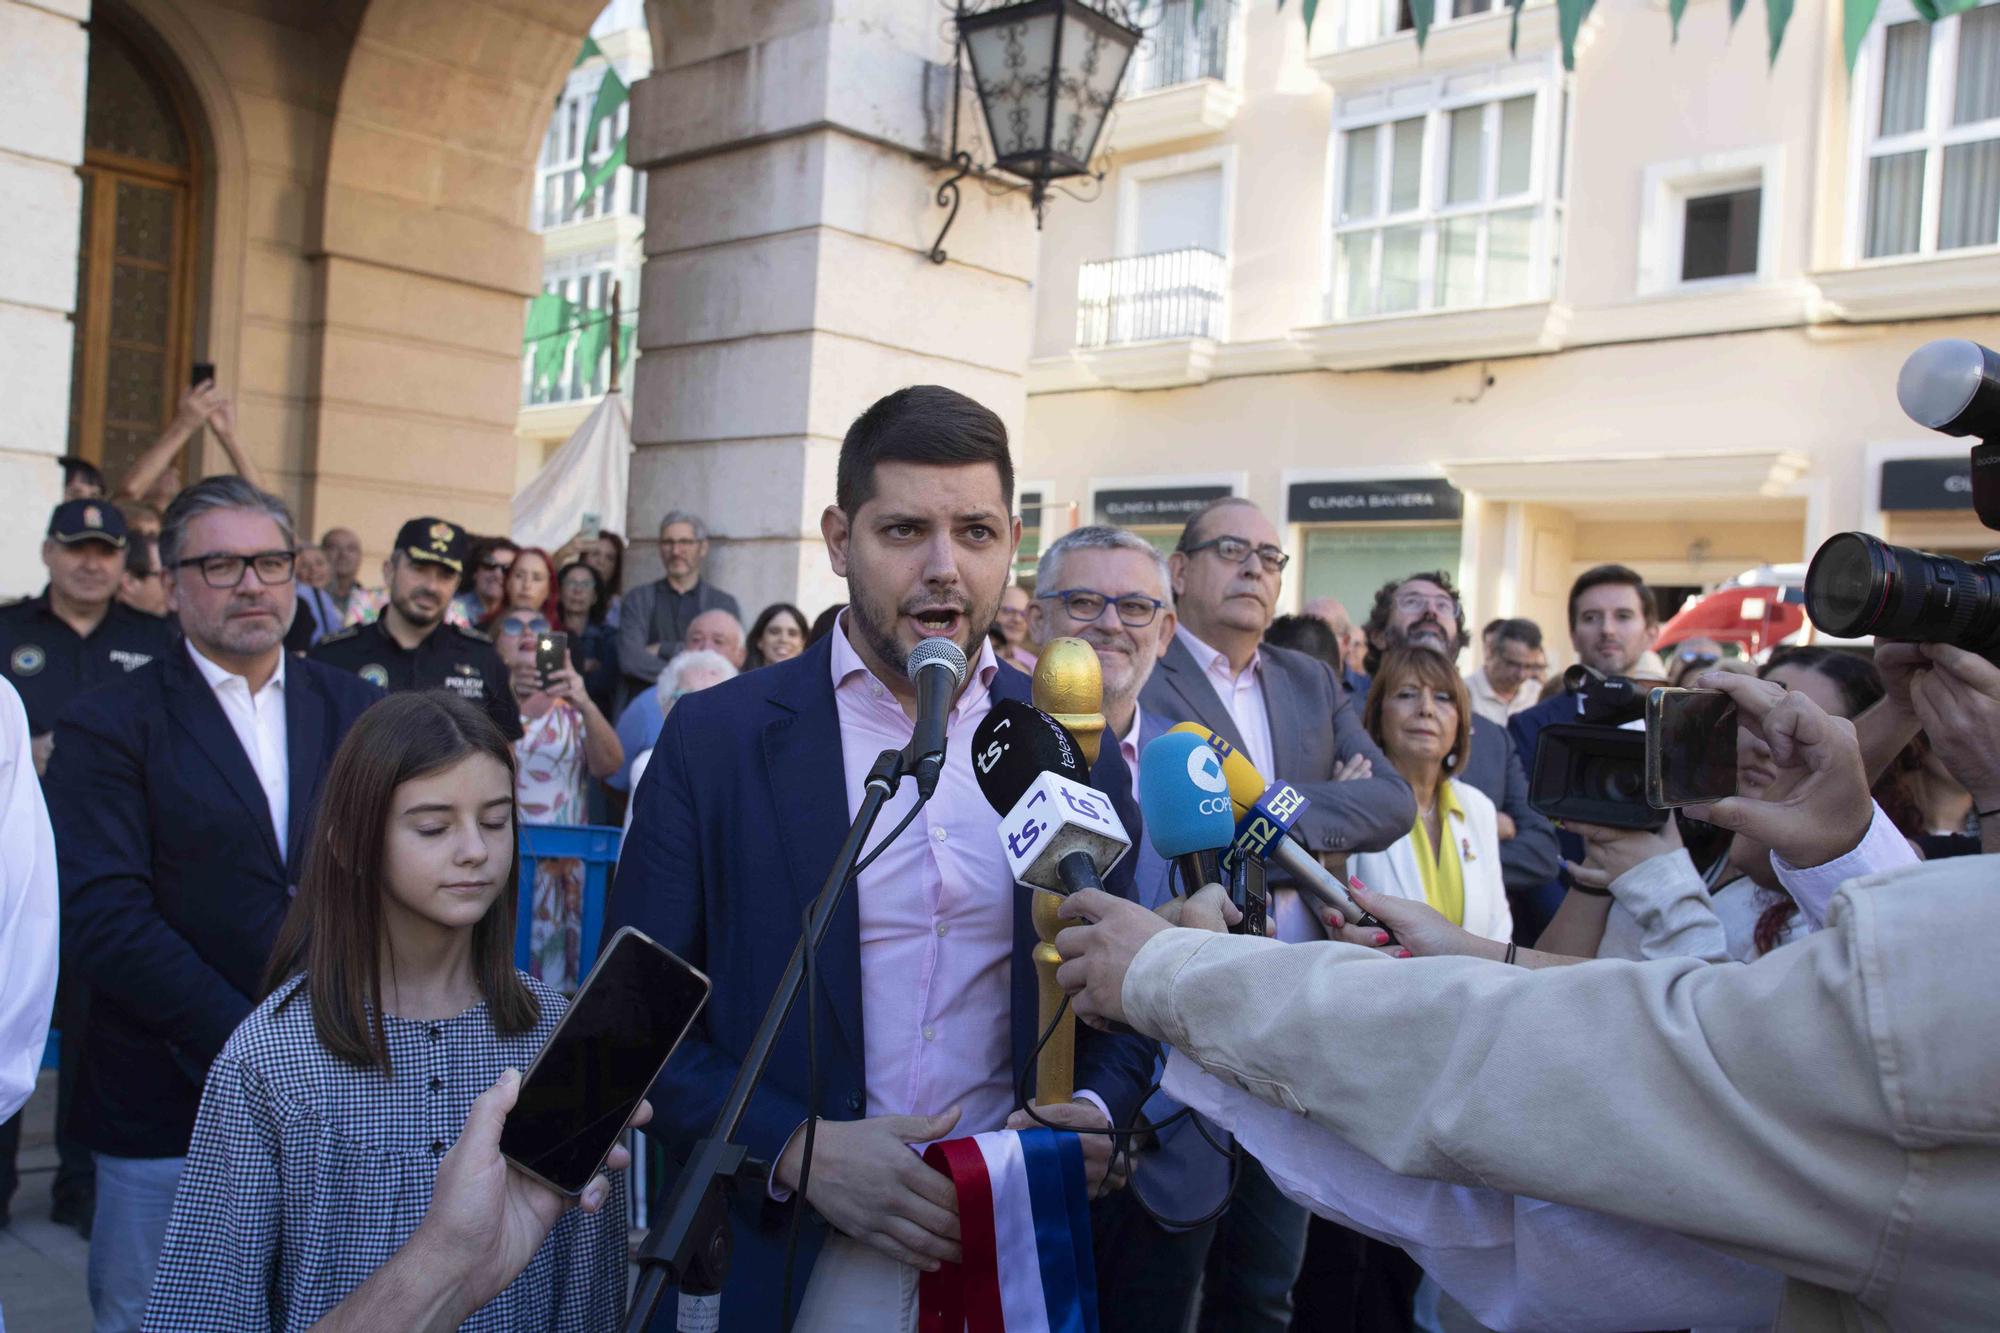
1348 777 1513 944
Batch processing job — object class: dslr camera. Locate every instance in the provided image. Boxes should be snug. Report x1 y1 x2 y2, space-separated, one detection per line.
1806 339 2000 655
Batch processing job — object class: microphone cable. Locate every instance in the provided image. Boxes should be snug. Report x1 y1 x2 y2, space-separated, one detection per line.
1011 990 1242 1232
778 794 927 1329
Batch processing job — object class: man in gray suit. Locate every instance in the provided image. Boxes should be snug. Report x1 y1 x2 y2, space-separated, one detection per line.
1135 496 1412 1333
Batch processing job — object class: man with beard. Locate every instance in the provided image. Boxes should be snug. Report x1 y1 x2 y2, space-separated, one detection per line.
606 386 1153 1332
311 518 520 741
1136 497 1411 1333
47 478 378 1329
616 510 741 696
1507 563 1663 941
1360 573 1558 915
1025 525 1232 1333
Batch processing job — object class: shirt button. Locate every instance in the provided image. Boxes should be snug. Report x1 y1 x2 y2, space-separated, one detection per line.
427 1026 441 1042
430 1139 446 1156
932 827 948 843
923 1026 936 1041
428 1075 443 1093
935 922 948 937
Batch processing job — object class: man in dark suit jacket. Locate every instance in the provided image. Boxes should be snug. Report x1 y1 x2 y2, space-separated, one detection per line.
607 388 1153 1332
47 478 379 1332
1136 498 1412 1333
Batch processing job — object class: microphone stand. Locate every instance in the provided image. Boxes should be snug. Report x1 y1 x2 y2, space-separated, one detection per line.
623 744 918 1333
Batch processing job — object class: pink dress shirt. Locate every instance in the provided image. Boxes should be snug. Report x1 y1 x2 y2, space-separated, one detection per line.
1175 625 1275 777
829 620 1020 1131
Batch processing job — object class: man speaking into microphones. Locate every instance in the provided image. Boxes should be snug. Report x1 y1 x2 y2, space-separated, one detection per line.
605 386 1155 1332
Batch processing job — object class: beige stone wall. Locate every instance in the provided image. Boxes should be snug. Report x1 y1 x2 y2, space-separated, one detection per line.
0 0 88 598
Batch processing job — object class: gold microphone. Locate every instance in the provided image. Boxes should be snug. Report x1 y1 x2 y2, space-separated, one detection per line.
1028 637 1103 1105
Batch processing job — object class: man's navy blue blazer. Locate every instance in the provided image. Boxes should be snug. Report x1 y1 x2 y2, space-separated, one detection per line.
606 633 1157 1329
46 646 381 1159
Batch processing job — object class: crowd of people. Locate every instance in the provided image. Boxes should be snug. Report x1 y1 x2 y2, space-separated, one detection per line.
0 372 1993 1333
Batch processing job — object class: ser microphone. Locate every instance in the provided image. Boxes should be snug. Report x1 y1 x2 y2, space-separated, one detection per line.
971 698 1131 895
1166 722 1377 928
905 638 968 799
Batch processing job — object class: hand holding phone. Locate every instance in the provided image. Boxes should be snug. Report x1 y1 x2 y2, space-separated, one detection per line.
500 928 708 1196
534 631 569 689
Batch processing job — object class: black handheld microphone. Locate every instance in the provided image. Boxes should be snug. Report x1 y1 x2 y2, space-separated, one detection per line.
904 638 968 799
971 698 1131 895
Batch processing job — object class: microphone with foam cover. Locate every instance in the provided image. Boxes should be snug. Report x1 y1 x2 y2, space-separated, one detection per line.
1165 721 1375 927
904 637 968 799
1138 731 1235 898
971 698 1130 895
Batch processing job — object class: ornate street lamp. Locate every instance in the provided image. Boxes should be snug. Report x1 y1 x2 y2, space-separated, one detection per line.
930 0 1142 262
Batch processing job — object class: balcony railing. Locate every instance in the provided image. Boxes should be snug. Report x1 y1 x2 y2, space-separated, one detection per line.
1126 0 1235 95
1076 247 1227 347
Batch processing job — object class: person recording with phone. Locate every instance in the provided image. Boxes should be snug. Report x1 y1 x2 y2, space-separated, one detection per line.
604 386 1153 1332
147 693 633 1330
498 613 621 827
1053 658 2000 1330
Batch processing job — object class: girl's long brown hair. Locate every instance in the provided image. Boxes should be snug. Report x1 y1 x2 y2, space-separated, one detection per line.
262 691 538 1073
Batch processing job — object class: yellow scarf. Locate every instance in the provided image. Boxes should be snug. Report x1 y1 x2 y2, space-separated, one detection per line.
1409 779 1467 927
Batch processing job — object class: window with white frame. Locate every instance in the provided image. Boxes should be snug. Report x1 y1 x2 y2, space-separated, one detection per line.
532 70 643 232
1636 149 1777 292
1853 0 2000 260
1331 69 1557 319
522 254 633 407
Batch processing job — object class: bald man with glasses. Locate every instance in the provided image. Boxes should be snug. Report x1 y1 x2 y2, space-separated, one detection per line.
1134 497 1413 1333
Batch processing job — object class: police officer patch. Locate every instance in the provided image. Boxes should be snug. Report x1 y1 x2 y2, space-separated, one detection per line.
10 645 45 677
360 664 390 688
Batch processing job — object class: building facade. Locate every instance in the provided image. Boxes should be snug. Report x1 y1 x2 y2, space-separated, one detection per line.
1021 0 2000 652
514 0 647 492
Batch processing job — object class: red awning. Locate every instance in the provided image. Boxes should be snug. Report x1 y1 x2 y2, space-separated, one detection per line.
1658 586 1806 658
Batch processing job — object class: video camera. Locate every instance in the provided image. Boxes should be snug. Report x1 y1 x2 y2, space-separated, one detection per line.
1805 339 2000 657
1528 665 1740 831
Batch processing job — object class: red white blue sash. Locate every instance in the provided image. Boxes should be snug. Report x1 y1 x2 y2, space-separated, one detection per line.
918 1129 1100 1333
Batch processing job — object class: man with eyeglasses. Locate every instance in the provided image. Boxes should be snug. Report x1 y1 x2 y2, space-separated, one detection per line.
45 477 380 1330
1135 497 1413 1333
1466 618 1546 725
617 510 741 696
311 518 522 742
0 500 176 1241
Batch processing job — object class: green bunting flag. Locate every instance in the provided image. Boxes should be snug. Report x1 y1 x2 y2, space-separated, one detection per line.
569 138 628 219
572 35 602 68
581 68 629 181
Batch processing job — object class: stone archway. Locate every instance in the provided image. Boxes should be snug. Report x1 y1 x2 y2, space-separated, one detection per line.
311 0 605 546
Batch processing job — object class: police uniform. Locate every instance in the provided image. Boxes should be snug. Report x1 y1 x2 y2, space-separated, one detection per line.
0 501 176 736
308 517 523 740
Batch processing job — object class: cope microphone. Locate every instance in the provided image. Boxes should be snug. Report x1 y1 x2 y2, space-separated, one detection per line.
971 698 1131 895
1140 731 1267 936
1138 732 1232 891
905 638 969 799
1165 722 1376 928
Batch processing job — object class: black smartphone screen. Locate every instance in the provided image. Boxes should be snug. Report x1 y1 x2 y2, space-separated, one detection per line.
500 928 708 1195
1654 690 1738 806
190 361 215 388
534 631 567 683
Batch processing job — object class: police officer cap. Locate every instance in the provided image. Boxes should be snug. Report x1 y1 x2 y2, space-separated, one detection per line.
48 499 128 549
396 517 467 572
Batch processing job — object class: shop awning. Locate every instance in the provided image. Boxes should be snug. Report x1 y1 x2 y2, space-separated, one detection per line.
1438 449 1808 504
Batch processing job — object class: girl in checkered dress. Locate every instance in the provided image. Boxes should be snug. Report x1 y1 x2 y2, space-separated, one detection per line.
145 692 629 1330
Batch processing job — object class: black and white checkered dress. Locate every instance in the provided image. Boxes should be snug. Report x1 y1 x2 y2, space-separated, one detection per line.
145 973 626 1331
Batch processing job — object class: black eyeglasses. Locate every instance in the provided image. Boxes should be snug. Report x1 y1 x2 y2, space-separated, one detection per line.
1037 588 1166 628
1180 534 1290 574
174 549 296 589
479 559 513 573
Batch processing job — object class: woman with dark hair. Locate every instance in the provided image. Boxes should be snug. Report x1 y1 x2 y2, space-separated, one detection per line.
555 560 619 714
744 602 809 669
145 692 628 1329
586 531 625 627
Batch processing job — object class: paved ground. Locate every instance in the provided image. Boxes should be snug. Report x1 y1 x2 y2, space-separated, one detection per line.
0 1072 90 1331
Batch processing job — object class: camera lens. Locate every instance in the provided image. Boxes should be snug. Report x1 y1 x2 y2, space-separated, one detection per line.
1581 753 1645 805
1804 530 2000 654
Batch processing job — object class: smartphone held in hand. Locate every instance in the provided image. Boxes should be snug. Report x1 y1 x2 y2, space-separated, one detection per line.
1645 687 1738 809
500 927 709 1196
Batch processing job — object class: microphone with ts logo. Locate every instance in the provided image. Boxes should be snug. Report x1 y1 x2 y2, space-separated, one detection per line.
971 698 1131 896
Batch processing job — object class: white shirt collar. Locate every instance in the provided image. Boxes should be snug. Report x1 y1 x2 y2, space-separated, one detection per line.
1177 624 1260 682
186 639 286 696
